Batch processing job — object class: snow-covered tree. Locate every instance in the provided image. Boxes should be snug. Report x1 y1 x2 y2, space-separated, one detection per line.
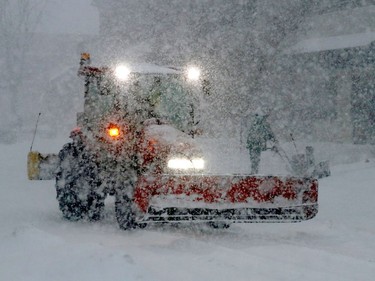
0 0 45 129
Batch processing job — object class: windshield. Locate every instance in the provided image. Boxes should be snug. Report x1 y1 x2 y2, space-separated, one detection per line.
127 74 198 132
85 73 200 133
85 75 119 116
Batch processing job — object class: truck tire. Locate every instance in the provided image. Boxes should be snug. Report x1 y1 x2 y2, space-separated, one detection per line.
55 143 104 221
113 161 147 230
115 194 137 230
207 222 231 229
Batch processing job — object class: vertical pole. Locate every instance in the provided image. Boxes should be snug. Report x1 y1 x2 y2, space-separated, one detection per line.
30 112 41 152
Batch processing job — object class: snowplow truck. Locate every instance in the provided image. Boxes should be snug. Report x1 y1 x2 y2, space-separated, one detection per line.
27 53 318 230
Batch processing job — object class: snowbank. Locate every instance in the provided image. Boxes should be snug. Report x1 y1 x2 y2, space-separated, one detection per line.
0 138 374 281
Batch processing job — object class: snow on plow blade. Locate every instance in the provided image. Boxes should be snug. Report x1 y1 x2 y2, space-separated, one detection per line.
135 175 318 224
27 151 58 180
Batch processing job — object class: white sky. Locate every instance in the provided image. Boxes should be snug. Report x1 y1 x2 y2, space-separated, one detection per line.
35 0 99 35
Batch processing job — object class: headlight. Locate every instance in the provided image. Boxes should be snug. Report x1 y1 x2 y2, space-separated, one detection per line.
167 157 205 170
186 66 201 81
115 65 131 81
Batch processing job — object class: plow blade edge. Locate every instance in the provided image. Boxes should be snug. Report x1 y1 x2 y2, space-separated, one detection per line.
134 175 318 223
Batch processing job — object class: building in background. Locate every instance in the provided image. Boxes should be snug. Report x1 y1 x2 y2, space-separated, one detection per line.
280 4 375 144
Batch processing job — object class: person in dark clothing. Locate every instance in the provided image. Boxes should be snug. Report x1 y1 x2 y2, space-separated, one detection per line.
246 111 277 174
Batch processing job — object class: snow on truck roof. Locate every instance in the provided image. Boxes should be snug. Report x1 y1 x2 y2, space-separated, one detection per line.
81 64 182 75
79 63 202 83
79 54 201 80
126 63 182 74
80 53 202 76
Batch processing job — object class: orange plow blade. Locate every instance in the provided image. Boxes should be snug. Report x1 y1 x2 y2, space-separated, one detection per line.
134 175 318 224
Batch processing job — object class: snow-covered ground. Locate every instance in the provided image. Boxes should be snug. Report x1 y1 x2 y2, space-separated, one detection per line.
1 137 374 281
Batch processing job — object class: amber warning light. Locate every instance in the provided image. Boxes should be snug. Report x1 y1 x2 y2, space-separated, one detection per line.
107 126 120 138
